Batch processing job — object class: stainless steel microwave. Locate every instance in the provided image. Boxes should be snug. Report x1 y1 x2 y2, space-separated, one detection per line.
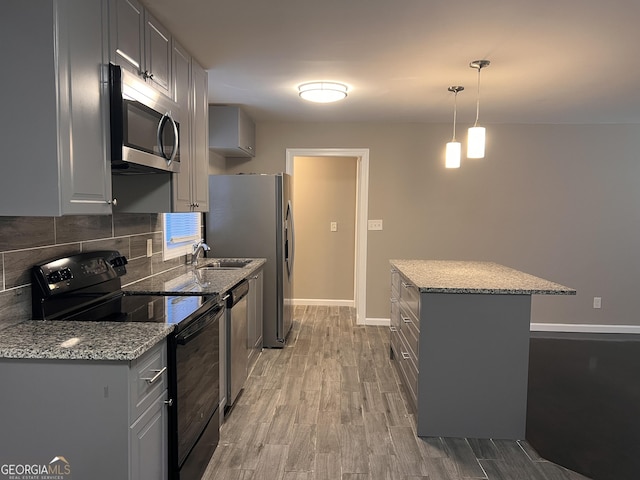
109 63 180 174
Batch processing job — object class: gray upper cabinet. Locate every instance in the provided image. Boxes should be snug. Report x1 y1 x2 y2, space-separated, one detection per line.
110 0 143 73
191 61 210 211
209 105 256 157
172 42 209 212
110 0 173 98
0 0 113 216
144 11 172 97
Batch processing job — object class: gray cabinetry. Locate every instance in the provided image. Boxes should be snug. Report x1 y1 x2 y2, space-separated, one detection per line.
0 341 169 480
144 11 172 96
209 105 256 157
0 1 112 216
389 267 532 439
110 0 173 98
389 269 419 412
172 41 210 212
247 268 264 370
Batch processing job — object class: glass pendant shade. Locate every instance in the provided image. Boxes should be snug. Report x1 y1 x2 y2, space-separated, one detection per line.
467 126 486 158
446 141 461 168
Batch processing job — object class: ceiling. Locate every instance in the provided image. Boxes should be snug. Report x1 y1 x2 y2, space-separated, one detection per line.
144 0 640 124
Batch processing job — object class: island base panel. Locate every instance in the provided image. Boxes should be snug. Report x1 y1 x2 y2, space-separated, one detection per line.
416 293 531 440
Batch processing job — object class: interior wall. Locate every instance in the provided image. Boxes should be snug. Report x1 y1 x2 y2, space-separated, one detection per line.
292 156 357 303
220 121 640 326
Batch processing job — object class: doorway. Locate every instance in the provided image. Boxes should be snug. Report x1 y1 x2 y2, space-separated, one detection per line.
286 148 369 325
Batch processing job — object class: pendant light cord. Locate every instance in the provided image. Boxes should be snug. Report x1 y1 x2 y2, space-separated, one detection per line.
452 90 458 140
474 66 481 127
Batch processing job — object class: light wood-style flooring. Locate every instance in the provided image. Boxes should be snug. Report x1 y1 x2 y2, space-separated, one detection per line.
203 305 591 480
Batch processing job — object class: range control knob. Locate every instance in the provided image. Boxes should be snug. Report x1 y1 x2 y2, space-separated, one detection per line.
47 271 62 284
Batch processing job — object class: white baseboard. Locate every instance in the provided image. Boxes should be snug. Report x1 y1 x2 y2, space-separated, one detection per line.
364 318 390 327
348 319 640 334
530 323 640 335
292 298 355 307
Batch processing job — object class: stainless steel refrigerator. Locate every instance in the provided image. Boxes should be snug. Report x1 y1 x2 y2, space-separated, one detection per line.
206 173 294 348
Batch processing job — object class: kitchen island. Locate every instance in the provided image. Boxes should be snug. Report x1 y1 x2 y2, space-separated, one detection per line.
389 260 575 440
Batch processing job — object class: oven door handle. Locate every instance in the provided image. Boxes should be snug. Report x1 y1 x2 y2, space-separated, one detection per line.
176 310 221 345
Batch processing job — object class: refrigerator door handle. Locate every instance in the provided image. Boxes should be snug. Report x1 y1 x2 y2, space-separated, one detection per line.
285 200 295 277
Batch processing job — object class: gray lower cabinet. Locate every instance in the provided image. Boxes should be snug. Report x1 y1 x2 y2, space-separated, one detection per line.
389 268 531 439
247 268 264 370
1 0 112 216
0 341 168 480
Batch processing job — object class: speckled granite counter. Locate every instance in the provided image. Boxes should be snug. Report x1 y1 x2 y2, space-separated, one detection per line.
0 320 172 361
122 257 266 297
390 260 575 295
0 258 265 362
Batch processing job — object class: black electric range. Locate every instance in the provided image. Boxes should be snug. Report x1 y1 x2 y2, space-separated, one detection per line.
31 250 214 331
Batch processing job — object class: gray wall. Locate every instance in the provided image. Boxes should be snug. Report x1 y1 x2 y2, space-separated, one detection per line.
221 121 640 326
292 156 357 302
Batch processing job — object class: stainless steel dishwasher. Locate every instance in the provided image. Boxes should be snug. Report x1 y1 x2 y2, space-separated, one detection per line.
225 280 250 413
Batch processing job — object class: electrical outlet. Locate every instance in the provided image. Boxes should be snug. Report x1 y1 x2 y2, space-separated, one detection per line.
368 219 383 231
146 238 153 257
330 221 338 232
593 297 602 309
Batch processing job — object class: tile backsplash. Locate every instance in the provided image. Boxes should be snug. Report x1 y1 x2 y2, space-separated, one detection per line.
0 213 186 330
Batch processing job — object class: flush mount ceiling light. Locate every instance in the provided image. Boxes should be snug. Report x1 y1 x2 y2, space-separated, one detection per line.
467 59 490 159
298 82 348 103
446 86 464 169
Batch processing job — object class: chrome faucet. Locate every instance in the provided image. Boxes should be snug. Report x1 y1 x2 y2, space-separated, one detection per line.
192 239 210 266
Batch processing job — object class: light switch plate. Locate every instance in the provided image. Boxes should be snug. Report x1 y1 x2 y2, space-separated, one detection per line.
368 219 383 230
330 221 338 232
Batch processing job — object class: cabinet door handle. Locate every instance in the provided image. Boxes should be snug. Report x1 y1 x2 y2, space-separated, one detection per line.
401 281 415 289
142 367 167 384
401 315 412 324
390 326 398 332
401 352 411 360
107 198 118 206
164 398 174 407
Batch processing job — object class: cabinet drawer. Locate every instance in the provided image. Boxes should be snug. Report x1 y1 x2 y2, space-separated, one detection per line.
394 331 418 409
399 276 420 324
391 268 400 298
398 304 419 359
390 298 400 329
130 341 168 420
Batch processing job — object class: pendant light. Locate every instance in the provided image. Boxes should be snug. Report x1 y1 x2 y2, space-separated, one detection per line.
445 86 464 169
467 59 490 159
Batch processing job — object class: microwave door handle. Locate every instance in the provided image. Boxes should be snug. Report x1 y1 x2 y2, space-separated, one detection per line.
166 114 179 165
156 113 168 161
156 113 178 166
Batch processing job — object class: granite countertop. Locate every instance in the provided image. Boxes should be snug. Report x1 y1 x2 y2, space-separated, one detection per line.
0 321 173 361
122 257 266 298
390 260 576 295
0 258 266 361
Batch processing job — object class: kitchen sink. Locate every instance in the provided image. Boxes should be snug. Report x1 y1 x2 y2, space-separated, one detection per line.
197 259 252 270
